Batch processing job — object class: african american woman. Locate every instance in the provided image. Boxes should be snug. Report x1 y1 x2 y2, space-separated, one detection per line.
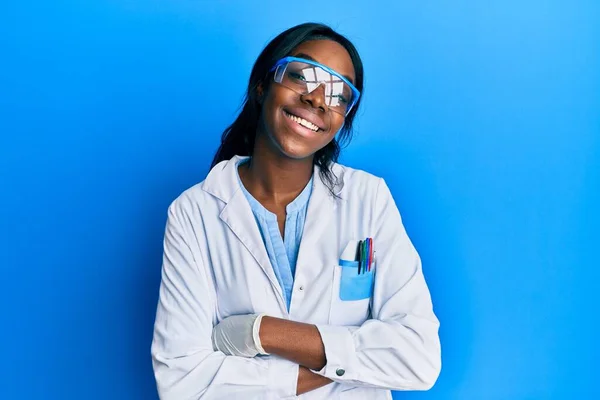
151 22 441 399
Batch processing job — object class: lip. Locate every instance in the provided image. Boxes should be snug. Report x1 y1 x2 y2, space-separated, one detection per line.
283 106 327 131
282 109 323 138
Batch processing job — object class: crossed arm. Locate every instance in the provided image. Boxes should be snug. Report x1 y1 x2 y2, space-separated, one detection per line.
209 313 332 395
259 316 331 395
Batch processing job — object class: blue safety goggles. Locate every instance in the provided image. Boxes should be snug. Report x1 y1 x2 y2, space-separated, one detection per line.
270 56 360 117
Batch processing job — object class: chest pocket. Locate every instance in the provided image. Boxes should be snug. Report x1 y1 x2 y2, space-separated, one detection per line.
328 240 375 326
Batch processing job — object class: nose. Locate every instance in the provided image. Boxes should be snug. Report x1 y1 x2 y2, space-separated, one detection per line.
300 83 328 112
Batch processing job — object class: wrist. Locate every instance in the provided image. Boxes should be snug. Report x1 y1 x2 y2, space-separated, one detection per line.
258 315 278 354
253 314 270 355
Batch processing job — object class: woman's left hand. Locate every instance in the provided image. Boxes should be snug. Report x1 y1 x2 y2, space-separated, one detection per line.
211 313 269 357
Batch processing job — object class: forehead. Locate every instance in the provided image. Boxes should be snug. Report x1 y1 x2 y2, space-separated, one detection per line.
291 40 356 83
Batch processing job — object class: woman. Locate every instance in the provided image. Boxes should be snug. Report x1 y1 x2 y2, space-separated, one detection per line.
151 23 441 399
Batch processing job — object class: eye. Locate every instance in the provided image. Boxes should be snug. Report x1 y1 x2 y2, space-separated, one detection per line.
288 71 306 82
333 94 349 104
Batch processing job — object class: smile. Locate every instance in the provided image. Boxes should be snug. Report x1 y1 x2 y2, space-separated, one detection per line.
284 110 320 132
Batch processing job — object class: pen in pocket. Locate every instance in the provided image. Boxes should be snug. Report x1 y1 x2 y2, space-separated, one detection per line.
354 238 375 274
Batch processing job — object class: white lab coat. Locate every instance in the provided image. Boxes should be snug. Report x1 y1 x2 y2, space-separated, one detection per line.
151 155 441 399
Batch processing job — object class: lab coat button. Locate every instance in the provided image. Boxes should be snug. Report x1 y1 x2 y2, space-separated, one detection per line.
336 368 345 376
299 285 304 291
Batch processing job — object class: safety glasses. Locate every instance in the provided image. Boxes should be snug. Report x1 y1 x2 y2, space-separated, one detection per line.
270 56 360 117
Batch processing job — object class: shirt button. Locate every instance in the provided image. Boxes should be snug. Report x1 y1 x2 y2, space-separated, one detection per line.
336 368 345 376
299 285 304 291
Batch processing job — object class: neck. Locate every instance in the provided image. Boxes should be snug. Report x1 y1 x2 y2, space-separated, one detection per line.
239 133 314 206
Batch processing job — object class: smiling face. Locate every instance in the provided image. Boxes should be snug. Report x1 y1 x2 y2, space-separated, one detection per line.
256 39 356 160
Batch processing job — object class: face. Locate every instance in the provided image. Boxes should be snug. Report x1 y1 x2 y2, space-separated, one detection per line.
257 40 356 160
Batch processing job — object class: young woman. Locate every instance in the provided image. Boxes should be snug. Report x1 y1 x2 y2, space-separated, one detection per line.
151 23 441 399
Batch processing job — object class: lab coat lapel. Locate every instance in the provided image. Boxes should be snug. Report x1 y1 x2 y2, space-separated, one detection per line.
218 168 287 312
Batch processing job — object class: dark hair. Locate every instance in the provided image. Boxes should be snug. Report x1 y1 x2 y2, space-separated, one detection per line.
211 22 364 194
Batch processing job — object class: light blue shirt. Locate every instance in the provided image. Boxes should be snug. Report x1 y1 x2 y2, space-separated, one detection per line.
236 160 313 310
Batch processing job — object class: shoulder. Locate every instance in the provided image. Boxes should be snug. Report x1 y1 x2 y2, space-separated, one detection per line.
168 156 240 218
165 181 208 222
331 162 386 200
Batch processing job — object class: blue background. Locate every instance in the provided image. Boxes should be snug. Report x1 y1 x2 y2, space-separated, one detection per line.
1 1 598 399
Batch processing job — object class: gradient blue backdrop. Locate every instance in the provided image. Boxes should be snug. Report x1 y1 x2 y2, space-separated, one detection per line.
1 1 598 399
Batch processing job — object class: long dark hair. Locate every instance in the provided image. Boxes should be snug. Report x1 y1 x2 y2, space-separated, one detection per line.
211 23 364 194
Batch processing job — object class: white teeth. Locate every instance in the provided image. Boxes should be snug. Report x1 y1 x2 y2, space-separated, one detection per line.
285 111 319 132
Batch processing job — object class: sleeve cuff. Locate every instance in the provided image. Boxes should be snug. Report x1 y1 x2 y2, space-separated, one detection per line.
314 325 360 381
267 356 299 398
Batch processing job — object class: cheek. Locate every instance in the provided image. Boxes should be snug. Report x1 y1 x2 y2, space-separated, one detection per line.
263 90 289 125
330 114 346 135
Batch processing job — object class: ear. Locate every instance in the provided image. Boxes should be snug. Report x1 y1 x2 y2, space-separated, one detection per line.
256 82 265 103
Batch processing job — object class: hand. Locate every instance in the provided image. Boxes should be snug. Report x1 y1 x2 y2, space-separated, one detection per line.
211 313 269 357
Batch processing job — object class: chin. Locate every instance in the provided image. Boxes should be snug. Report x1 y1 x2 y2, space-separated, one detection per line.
269 131 317 161
278 144 315 160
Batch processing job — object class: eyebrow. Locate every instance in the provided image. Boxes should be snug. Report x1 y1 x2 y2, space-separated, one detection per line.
293 52 355 84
